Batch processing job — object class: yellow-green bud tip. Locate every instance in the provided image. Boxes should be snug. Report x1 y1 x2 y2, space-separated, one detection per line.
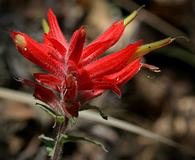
124 5 145 26
128 37 174 63
137 5 146 12
42 18 50 34
15 34 27 48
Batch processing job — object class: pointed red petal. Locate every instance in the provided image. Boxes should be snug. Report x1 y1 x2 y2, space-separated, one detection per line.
44 33 66 59
79 21 125 66
77 69 94 90
64 102 80 117
93 80 121 97
44 33 67 57
43 33 53 46
64 75 78 102
21 79 60 109
104 59 142 86
49 38 67 56
84 41 140 79
34 73 62 92
67 26 86 64
11 32 65 78
44 45 64 62
78 89 104 101
47 8 68 49
79 40 110 66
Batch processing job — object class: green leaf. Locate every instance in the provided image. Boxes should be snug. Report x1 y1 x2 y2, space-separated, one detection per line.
80 104 108 120
60 134 108 152
46 147 54 157
39 134 54 157
69 117 77 126
39 134 54 148
35 103 64 123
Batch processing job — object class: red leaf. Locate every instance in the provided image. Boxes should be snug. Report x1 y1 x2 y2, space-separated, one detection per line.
93 80 121 97
78 89 104 102
79 21 125 66
11 32 65 78
47 8 68 49
104 59 142 86
67 26 86 64
65 102 80 117
44 34 67 57
44 45 64 62
43 33 53 46
64 75 78 101
84 41 140 79
21 79 60 109
77 69 94 90
34 73 62 92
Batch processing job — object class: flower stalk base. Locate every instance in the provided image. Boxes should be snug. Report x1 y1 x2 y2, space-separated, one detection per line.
52 118 68 160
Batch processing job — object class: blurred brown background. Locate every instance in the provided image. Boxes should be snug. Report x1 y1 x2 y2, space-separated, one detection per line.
0 0 195 159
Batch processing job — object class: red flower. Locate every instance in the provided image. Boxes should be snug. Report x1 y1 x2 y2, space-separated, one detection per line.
11 8 174 118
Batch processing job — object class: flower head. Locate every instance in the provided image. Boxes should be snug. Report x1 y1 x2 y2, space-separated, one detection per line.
11 8 174 118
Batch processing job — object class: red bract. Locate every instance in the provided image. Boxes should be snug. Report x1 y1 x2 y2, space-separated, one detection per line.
11 8 173 118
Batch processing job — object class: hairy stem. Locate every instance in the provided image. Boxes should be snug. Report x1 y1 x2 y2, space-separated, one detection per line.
52 118 68 160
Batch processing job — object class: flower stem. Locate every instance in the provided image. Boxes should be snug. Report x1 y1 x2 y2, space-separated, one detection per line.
52 117 68 160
